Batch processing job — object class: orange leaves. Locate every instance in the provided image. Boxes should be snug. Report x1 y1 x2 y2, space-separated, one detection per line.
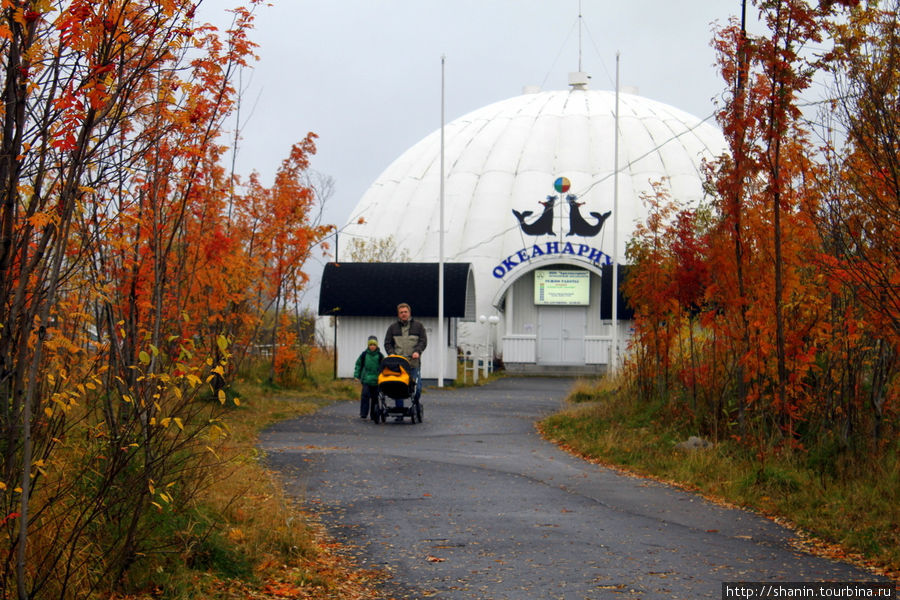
25 211 55 229
262 581 306 597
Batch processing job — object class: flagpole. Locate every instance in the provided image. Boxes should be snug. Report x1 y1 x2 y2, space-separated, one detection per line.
438 55 446 387
611 52 620 373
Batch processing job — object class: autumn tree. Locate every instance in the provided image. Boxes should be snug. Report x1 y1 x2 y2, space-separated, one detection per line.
709 2 759 429
815 0 899 440
0 1 335 597
0 1 242 595
623 0 897 460
233 136 334 384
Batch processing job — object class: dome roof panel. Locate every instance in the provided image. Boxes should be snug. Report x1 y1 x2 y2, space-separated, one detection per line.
515 115 562 173
451 119 506 175
481 117 537 173
556 114 593 173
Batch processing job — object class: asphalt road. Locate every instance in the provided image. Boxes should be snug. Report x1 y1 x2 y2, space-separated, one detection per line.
260 377 885 599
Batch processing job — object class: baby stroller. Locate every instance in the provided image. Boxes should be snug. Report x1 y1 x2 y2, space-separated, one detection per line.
372 354 423 424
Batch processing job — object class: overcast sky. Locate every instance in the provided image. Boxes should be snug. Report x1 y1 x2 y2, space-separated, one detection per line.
200 1 757 307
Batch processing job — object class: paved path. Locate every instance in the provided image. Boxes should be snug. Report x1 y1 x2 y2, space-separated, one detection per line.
260 377 884 599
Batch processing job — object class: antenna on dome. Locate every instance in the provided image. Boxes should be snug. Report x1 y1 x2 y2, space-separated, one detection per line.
578 0 583 72
569 1 590 90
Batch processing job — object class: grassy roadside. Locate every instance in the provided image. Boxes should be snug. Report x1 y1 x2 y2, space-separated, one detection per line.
538 377 900 583
107 363 394 600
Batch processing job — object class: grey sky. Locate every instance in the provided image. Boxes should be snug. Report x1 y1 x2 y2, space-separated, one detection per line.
202 1 754 307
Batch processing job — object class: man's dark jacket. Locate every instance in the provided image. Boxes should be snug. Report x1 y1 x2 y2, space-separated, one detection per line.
384 319 427 368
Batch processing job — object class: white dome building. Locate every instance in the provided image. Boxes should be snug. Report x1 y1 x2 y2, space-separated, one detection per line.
337 80 726 376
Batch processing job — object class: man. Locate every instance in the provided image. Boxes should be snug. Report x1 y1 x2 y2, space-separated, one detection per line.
383 303 427 418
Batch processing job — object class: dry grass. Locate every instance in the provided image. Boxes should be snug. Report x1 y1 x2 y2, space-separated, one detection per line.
100 353 394 600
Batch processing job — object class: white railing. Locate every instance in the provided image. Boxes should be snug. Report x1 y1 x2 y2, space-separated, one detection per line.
459 344 492 383
501 335 614 365
502 335 536 363
585 336 612 365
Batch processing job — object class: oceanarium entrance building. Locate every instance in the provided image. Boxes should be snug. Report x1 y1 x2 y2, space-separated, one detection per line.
334 75 727 375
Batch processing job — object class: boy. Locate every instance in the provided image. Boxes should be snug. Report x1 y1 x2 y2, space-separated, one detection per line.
354 335 384 419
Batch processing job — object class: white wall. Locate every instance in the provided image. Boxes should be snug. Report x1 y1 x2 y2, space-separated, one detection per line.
335 316 458 382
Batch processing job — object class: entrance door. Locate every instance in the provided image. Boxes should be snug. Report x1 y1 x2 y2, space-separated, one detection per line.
537 306 586 365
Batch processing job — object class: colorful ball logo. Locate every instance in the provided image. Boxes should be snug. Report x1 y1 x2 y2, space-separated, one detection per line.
554 177 570 194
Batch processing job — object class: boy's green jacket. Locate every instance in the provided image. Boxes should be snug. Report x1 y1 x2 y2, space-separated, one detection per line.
354 348 384 385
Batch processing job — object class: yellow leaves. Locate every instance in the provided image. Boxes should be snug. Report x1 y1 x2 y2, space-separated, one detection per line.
148 479 176 511
150 415 185 432
50 392 78 413
139 350 151 364
206 422 228 444
217 389 226 405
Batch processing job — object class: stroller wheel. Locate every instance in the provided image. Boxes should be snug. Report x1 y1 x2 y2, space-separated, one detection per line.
415 402 423 423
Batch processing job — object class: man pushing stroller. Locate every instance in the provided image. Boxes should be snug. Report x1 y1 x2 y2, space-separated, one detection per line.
384 302 427 421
